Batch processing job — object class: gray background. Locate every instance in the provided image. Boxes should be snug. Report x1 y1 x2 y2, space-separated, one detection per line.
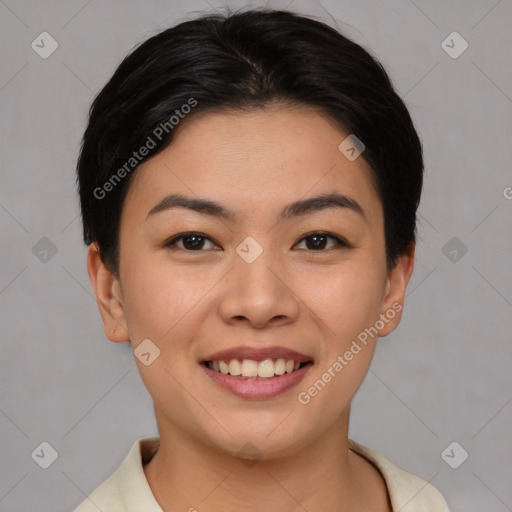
1 0 511 510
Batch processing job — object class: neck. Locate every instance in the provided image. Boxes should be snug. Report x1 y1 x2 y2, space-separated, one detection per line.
143 407 390 512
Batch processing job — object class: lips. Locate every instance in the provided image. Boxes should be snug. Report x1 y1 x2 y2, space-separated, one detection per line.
200 345 314 399
201 345 313 364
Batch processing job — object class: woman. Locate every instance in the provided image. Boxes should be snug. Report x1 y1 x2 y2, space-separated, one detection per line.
73 8 450 511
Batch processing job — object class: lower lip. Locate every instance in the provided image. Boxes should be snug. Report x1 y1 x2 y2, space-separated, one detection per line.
201 363 312 399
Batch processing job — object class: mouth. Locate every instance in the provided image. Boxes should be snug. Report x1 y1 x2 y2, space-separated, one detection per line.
199 346 314 399
202 358 312 380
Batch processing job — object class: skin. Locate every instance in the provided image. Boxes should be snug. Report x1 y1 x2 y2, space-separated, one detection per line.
87 105 414 512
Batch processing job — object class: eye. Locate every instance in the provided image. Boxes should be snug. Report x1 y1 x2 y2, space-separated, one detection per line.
163 231 351 252
163 232 219 251
294 232 350 251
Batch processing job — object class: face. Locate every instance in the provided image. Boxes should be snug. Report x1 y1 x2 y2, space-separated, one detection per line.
89 105 413 459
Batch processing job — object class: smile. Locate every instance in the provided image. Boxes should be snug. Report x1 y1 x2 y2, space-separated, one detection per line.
204 358 307 379
200 346 314 399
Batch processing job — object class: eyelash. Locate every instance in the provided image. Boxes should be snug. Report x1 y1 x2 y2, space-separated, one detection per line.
162 231 351 252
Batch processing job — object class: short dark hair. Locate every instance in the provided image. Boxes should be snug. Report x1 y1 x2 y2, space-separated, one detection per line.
77 8 423 274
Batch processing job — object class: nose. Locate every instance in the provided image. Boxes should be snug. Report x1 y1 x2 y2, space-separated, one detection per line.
218 246 300 329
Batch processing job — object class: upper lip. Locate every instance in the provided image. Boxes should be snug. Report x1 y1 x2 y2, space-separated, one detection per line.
201 345 313 363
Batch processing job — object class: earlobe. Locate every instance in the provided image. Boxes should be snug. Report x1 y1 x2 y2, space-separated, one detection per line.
87 243 130 343
378 244 415 337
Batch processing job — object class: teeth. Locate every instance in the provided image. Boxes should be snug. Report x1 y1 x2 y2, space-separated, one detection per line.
228 359 241 376
219 360 229 375
208 358 304 378
258 359 275 378
241 359 258 377
274 358 286 375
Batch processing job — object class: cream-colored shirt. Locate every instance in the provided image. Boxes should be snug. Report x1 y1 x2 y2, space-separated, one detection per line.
73 437 450 511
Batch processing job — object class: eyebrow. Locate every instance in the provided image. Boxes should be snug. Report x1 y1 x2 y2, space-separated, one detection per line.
146 192 366 222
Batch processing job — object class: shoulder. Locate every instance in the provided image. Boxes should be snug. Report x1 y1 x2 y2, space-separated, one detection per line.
72 472 122 512
348 439 451 512
72 437 162 512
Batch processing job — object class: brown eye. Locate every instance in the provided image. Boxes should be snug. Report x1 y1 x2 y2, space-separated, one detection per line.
294 232 350 251
164 232 218 251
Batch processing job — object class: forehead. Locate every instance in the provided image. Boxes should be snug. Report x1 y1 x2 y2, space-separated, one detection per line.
123 106 382 224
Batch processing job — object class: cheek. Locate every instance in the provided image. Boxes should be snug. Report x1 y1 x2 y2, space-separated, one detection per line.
295 270 383 422
304 262 385 337
296 261 385 396
120 254 211 343
119 257 213 424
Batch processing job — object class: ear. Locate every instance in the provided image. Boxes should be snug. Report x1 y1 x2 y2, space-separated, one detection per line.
378 243 415 337
87 242 130 343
